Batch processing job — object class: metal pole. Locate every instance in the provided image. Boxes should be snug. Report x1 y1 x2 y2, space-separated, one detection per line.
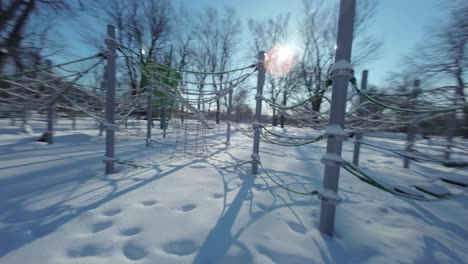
46 60 54 144
251 51 266 174
163 96 167 138
71 110 76 129
47 104 54 144
319 0 356 237
403 80 420 169
404 124 417 169
146 78 153 147
444 113 456 160
99 69 106 136
104 25 117 174
226 82 233 147
352 70 368 166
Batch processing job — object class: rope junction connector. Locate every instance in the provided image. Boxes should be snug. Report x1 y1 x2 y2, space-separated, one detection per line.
324 125 348 141
318 188 341 205
321 153 345 167
102 156 119 163
251 153 260 164
329 59 354 80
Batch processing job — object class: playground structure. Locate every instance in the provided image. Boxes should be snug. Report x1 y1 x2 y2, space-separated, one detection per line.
1 0 468 238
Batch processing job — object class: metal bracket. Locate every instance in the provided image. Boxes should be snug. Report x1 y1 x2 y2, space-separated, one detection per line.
324 125 348 141
251 153 260 164
321 153 345 167
318 188 341 205
329 59 354 80
102 156 119 163
252 121 262 130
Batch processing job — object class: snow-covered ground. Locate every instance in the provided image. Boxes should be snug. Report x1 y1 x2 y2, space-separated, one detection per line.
1 117 467 264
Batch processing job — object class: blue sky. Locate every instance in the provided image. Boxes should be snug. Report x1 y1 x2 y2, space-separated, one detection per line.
54 0 447 86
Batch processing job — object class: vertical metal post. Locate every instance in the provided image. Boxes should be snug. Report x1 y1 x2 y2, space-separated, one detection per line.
163 96 167 138
404 124 417 168
444 113 456 160
71 110 76 129
226 82 233 147
319 0 356 237
251 51 266 174
99 69 106 136
105 25 117 174
403 80 420 169
46 60 54 144
146 78 154 147
352 70 368 166
47 104 54 144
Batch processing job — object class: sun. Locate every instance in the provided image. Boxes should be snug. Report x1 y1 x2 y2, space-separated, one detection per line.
264 45 295 77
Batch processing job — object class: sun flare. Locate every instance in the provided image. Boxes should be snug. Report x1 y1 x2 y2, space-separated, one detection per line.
264 45 295 77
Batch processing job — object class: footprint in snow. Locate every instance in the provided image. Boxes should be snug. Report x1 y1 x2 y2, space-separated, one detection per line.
120 226 142 236
211 193 223 199
103 208 121 217
180 204 197 212
141 200 158 207
287 221 307 235
123 239 148 261
189 165 206 169
67 243 112 258
161 239 198 256
92 220 113 233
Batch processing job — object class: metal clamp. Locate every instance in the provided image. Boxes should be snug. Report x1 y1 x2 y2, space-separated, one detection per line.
321 153 345 167
318 188 341 205
251 153 260 164
324 125 348 141
252 121 262 130
329 59 354 79
102 156 119 163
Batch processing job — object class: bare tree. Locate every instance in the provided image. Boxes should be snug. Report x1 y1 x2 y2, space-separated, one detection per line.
0 0 85 72
99 0 172 96
403 0 468 136
297 0 382 113
248 13 300 126
191 7 242 124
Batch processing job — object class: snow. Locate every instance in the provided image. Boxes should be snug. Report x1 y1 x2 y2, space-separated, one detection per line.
1 117 467 264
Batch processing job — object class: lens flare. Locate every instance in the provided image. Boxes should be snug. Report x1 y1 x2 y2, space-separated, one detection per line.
264 45 295 77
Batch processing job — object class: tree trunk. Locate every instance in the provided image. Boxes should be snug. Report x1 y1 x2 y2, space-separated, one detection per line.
280 90 287 128
216 98 220 124
312 96 322 112
272 108 278 126
455 72 468 137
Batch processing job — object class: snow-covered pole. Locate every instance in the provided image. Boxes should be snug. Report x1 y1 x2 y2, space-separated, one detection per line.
251 51 266 174
47 105 54 144
146 77 154 147
352 70 368 166
403 124 417 169
319 0 356 237
71 109 76 129
226 82 233 147
403 80 420 169
104 25 117 174
46 60 54 144
444 113 456 160
99 68 106 136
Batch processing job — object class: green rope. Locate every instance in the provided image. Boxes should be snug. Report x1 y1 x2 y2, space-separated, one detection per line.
262 125 324 141
352 83 461 114
219 160 252 170
263 96 313 110
118 44 256 75
0 53 104 80
342 162 428 200
261 134 324 147
258 162 318 196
